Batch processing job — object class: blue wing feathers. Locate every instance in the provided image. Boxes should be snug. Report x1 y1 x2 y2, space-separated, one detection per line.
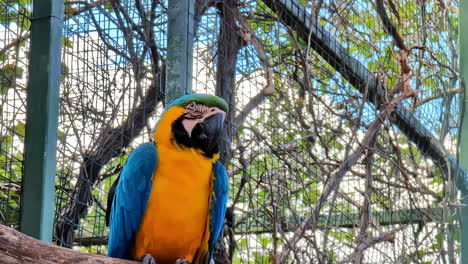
108 142 158 259
208 161 229 258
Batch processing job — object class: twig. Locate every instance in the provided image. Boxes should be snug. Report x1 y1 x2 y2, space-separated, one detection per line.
414 88 462 108
340 227 403 264
352 148 375 263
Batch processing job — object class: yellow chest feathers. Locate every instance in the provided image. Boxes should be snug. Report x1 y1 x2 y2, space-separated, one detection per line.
131 106 219 263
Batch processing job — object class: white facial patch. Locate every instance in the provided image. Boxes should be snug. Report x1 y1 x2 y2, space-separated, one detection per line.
182 118 202 137
181 102 226 137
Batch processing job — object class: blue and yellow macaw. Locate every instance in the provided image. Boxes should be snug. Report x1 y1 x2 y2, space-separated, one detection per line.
106 94 229 264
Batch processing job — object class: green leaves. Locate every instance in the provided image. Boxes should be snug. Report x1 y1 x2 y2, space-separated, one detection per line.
0 63 24 94
12 122 25 138
61 62 69 81
0 0 32 29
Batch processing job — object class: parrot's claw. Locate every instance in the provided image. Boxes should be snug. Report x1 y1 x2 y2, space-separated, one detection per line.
140 253 158 264
175 259 191 264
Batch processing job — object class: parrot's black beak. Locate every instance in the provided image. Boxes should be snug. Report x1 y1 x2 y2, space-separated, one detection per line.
192 112 225 157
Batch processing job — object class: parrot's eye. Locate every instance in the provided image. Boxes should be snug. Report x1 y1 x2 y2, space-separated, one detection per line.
186 102 196 110
186 102 211 114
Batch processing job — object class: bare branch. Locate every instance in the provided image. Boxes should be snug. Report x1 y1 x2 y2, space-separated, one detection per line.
55 70 164 247
0 0 111 56
414 88 462 108
375 0 406 51
341 227 402 264
0 224 136 264
279 86 415 262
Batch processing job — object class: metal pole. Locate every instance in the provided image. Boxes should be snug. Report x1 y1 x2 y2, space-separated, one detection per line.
20 0 63 242
165 0 194 105
460 0 468 261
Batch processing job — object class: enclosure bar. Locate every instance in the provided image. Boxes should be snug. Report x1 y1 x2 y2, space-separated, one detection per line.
20 0 64 242
235 208 443 234
165 0 194 105
459 0 468 261
263 0 468 189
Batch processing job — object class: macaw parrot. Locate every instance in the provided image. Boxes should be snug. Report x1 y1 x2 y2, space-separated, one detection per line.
106 94 229 264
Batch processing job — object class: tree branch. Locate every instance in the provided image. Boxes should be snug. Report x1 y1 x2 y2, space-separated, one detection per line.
0 225 136 264
194 0 217 33
278 88 413 262
375 0 406 50
414 88 462 108
352 150 375 264
54 1 166 247
0 0 111 56
54 70 164 247
340 228 401 264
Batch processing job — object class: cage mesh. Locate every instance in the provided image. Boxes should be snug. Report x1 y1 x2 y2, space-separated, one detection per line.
0 0 31 229
0 0 464 263
53 1 167 252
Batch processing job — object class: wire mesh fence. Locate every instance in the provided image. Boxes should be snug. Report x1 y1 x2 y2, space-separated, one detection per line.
54 0 167 252
0 0 464 263
0 0 31 230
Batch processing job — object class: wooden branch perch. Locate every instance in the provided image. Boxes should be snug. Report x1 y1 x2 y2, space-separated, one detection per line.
0 224 137 264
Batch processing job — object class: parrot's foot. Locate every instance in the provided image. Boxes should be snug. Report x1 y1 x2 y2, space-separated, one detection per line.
175 259 190 264
140 253 158 264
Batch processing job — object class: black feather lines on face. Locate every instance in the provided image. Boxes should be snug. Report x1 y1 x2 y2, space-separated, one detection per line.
171 114 218 158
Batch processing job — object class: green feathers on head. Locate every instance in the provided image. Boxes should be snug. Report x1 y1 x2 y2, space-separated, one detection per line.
166 94 229 113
